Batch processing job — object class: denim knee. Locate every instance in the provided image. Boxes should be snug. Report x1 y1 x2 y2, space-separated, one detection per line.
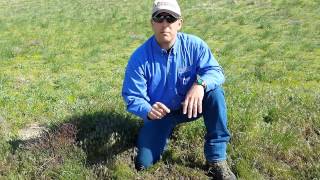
204 86 224 102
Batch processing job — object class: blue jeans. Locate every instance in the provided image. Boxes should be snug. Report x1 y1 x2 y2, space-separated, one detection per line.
135 86 231 169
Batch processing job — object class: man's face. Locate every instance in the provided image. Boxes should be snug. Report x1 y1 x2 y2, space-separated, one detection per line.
151 12 182 48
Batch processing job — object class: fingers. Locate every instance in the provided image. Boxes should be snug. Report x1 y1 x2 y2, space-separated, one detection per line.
182 96 202 118
193 99 198 118
148 102 171 120
156 102 171 113
182 83 205 118
198 100 202 114
183 97 203 119
149 108 163 119
187 98 194 118
183 97 196 118
182 98 189 115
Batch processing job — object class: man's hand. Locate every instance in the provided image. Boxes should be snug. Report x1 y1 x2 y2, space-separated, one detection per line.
147 102 171 120
182 83 205 118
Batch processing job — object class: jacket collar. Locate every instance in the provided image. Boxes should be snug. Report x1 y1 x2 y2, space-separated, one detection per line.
151 33 180 55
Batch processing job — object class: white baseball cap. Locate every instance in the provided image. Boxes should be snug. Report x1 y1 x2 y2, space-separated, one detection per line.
152 0 181 18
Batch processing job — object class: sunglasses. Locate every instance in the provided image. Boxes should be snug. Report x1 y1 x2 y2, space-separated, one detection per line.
152 14 178 23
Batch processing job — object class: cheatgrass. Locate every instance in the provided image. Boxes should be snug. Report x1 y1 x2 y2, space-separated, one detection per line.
0 0 319 179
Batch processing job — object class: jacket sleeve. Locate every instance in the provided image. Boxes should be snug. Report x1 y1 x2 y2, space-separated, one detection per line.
122 54 152 122
196 41 225 92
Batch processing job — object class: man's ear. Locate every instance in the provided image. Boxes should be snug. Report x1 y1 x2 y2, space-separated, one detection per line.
177 19 183 31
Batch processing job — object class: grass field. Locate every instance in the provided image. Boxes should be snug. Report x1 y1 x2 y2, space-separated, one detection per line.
0 0 319 179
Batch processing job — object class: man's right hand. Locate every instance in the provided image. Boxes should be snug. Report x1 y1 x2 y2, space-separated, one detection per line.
147 102 171 120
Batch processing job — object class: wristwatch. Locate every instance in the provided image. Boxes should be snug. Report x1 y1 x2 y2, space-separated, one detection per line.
196 78 206 89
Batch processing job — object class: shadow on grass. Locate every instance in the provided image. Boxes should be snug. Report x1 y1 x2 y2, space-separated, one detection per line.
7 111 213 177
8 110 141 169
67 111 142 165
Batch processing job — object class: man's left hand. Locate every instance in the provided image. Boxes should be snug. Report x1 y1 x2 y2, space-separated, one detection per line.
182 83 205 118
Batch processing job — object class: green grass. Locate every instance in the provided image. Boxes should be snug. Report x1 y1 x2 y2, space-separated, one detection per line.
0 0 319 179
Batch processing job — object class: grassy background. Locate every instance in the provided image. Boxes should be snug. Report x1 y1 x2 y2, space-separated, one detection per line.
0 0 319 179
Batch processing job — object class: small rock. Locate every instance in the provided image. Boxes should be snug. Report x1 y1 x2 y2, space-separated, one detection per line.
12 47 22 55
29 39 42 46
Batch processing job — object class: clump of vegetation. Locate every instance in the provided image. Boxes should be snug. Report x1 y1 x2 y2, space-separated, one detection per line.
1 123 91 179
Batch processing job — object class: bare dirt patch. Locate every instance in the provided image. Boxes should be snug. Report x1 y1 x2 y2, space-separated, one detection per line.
17 123 49 141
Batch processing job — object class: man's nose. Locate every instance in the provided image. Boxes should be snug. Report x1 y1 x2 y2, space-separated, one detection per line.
161 20 170 27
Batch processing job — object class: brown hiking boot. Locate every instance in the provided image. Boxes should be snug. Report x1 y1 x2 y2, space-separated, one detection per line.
207 160 236 180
